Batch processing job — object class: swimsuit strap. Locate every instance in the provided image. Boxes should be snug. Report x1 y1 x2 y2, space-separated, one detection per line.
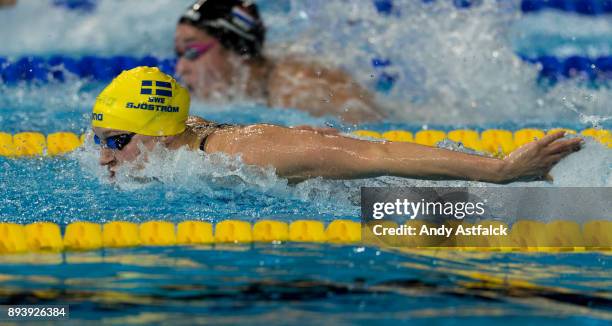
199 123 233 152
199 136 208 152
184 116 233 153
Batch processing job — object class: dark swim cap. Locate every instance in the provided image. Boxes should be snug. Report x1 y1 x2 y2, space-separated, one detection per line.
179 0 265 58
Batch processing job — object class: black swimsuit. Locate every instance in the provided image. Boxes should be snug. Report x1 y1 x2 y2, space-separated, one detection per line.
185 116 233 152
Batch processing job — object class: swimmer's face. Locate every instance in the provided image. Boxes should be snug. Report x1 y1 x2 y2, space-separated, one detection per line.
92 127 158 178
175 24 237 99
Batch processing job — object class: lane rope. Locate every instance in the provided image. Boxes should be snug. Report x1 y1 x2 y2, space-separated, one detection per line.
0 128 609 157
0 219 610 253
1 54 610 86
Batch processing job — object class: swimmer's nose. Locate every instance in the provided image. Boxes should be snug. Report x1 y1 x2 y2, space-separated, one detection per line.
98 148 115 166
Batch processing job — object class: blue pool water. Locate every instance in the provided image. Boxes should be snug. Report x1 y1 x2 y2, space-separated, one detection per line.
0 245 610 325
0 0 611 325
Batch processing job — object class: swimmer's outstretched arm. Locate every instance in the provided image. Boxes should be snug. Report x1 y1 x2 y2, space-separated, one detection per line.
205 125 582 183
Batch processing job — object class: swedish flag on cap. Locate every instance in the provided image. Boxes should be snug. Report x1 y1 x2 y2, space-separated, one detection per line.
141 80 173 97
92 67 190 136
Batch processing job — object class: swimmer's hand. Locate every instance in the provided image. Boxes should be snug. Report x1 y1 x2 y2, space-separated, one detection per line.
500 131 582 182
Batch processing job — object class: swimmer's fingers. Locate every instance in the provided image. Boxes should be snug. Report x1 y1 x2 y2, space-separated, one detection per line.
538 150 575 181
544 137 583 154
546 151 573 166
542 173 554 182
535 165 554 182
504 133 580 183
538 139 582 182
537 131 566 148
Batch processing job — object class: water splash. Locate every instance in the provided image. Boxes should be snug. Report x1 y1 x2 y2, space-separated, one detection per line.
1 0 610 127
0 1 610 223
559 94 612 129
1 130 608 223
263 0 611 126
70 134 611 216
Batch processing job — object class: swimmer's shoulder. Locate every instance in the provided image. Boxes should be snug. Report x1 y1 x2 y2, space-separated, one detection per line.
266 58 384 122
185 115 239 131
267 57 351 85
185 116 242 152
266 57 356 110
185 115 211 127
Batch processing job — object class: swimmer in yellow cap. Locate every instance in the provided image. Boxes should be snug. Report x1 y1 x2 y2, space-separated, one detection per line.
92 67 582 182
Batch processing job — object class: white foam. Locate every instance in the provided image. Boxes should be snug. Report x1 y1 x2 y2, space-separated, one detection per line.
72 134 610 214
263 0 612 125
542 137 612 187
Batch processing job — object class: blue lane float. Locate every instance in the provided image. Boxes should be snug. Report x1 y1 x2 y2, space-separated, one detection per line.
372 55 611 90
0 55 611 86
371 58 398 93
372 0 612 15
51 0 98 12
521 0 612 15
44 0 612 16
522 55 612 80
373 0 394 15
0 55 176 84
373 0 481 15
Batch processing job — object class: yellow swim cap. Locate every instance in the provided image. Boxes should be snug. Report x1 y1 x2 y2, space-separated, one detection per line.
92 66 190 136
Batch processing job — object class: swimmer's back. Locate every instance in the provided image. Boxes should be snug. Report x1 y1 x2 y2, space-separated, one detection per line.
266 58 385 123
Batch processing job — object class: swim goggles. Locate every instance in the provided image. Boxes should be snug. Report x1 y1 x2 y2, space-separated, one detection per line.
177 42 216 61
93 133 135 151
